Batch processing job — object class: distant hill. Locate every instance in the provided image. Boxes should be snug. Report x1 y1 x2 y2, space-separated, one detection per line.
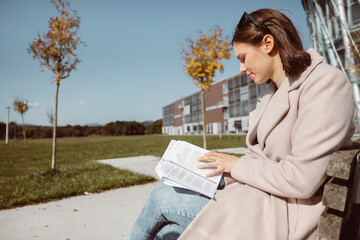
86 123 103 127
141 120 154 127
24 124 44 128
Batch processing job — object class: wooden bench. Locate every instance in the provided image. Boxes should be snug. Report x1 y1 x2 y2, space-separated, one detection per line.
317 139 360 240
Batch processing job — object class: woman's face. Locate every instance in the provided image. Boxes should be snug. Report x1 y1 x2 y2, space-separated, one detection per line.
233 41 273 85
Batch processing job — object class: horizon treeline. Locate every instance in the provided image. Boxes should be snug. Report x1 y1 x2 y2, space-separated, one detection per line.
0 119 162 139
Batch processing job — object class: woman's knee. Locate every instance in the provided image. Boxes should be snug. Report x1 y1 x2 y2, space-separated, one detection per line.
145 186 175 212
149 186 173 202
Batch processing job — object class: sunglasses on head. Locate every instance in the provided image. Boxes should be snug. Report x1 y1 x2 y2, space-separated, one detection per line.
237 12 271 34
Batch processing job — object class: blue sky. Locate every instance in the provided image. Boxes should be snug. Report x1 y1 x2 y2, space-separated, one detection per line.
0 0 311 126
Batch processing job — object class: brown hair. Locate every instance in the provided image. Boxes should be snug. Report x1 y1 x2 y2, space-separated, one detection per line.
232 9 311 77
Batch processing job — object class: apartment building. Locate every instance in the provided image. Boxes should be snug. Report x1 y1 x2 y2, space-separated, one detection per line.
162 73 267 135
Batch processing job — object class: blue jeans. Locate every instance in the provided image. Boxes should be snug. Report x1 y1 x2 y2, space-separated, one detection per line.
127 185 211 240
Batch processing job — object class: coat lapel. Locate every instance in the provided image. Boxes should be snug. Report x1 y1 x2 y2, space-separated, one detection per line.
257 79 290 150
247 81 277 146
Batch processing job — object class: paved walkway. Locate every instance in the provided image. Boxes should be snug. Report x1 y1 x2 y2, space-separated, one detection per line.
0 147 246 240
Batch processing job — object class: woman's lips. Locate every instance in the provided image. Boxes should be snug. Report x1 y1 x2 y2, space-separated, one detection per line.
248 73 253 79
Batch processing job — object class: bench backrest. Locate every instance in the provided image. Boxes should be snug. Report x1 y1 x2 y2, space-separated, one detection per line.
317 140 360 240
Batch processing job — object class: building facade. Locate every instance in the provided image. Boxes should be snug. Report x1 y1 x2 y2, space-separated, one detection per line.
164 1 360 135
302 0 360 125
162 73 267 135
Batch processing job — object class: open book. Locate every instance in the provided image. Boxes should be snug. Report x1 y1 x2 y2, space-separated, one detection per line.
155 140 223 198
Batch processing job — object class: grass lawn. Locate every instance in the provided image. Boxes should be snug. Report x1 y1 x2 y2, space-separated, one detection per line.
0 134 246 209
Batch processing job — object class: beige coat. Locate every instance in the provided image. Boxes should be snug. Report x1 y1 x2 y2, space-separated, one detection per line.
179 49 355 240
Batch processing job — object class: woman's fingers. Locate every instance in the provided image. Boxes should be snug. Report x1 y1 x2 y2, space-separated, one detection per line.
197 152 222 162
197 161 218 169
197 152 225 177
196 152 240 177
205 167 224 178
197 152 221 169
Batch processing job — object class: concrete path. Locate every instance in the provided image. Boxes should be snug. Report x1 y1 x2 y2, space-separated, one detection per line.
0 181 163 240
0 147 246 240
97 155 161 179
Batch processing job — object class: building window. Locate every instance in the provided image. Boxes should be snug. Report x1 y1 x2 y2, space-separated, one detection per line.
234 120 242 132
223 82 228 94
206 123 213 134
229 91 234 104
235 75 241 88
242 100 249 116
162 104 174 126
235 89 241 102
228 78 235 91
192 104 197 112
223 108 229 119
249 85 257 99
198 113 202 121
223 95 229 106
241 75 248 86
351 1 360 26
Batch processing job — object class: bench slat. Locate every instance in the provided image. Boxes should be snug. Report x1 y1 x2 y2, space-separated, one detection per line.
327 149 359 180
318 208 343 240
323 177 349 212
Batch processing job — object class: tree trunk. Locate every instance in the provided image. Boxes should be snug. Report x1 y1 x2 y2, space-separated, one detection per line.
21 113 27 149
201 89 207 149
52 78 60 170
14 122 16 140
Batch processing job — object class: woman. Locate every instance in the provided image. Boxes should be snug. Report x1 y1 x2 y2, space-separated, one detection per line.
128 8 355 240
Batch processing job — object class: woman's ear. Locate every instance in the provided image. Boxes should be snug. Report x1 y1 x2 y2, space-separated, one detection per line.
262 34 274 54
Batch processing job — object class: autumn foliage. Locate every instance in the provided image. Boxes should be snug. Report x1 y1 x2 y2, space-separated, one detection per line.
13 98 29 149
28 0 84 78
180 26 231 91
350 30 360 74
180 26 231 148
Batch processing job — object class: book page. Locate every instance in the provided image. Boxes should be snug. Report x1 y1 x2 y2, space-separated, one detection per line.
155 140 222 198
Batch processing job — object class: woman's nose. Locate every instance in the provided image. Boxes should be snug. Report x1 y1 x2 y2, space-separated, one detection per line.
240 63 247 73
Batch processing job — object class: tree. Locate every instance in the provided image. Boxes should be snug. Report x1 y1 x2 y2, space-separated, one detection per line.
13 98 29 149
350 30 360 74
28 0 85 170
180 26 231 149
0 122 6 139
146 119 162 134
9 122 17 140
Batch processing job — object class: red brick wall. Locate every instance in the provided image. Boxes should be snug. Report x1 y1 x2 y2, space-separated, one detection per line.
173 99 183 116
204 80 226 107
174 117 182 126
173 99 183 127
206 108 224 123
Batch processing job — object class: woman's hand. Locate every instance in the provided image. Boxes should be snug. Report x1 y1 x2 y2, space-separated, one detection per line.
197 152 240 178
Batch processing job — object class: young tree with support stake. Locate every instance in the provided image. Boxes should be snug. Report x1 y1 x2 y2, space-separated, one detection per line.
180 26 231 149
13 98 29 149
28 0 85 171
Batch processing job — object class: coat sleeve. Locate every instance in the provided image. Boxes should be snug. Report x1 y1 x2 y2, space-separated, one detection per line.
230 66 356 199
